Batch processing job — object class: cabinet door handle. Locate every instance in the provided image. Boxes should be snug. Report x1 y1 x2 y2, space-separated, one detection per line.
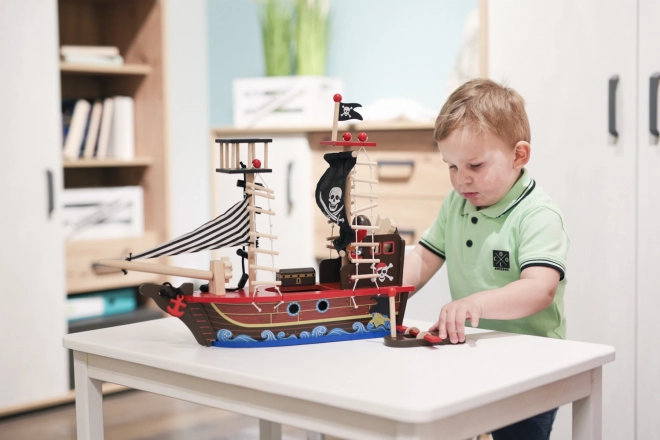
397 228 415 243
608 75 619 137
376 160 415 181
46 169 54 219
650 73 660 137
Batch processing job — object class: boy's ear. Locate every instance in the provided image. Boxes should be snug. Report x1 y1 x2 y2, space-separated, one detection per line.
513 141 531 169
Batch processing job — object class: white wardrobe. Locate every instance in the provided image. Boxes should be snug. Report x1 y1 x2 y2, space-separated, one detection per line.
489 1 660 438
0 0 69 410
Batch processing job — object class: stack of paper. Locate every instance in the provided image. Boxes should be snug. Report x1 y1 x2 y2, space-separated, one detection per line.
60 45 124 66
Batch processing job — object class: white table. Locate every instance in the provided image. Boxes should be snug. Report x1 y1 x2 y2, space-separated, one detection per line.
63 317 614 440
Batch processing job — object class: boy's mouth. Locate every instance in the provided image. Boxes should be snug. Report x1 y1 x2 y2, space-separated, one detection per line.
463 192 478 199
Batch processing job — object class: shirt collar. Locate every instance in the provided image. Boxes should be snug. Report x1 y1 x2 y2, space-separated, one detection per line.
461 168 535 218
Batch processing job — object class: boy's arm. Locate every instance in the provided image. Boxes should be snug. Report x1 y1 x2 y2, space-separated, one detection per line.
430 265 560 343
403 245 445 295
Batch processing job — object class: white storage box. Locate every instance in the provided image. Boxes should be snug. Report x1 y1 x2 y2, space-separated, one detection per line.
233 76 345 128
61 186 144 241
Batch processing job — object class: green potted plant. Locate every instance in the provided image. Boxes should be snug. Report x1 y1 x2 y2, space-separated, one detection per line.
294 0 329 76
259 0 293 76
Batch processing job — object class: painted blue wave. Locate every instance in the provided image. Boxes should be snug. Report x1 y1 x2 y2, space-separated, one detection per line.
261 330 299 341
300 326 328 339
216 321 388 344
217 329 258 343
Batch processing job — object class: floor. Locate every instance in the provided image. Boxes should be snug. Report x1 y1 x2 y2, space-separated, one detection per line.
0 390 338 440
0 389 493 440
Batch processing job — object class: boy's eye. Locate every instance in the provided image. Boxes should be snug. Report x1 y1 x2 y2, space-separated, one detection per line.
470 163 482 169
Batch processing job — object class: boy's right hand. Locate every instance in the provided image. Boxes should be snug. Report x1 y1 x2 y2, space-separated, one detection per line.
429 297 482 344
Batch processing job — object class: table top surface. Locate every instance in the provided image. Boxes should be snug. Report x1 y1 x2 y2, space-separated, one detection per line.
63 317 614 423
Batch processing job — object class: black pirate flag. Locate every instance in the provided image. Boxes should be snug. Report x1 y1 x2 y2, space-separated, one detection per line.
338 102 363 121
315 151 357 252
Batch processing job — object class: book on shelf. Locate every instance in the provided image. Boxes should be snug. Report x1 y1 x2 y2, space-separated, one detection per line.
66 288 138 322
83 100 103 159
62 99 91 161
61 96 134 161
95 97 114 159
60 45 123 66
107 96 135 160
60 45 120 57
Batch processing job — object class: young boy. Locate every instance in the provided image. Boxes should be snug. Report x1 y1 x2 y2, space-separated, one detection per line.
403 79 569 440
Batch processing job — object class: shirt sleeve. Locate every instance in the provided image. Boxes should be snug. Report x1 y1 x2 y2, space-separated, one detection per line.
419 193 452 260
518 207 570 281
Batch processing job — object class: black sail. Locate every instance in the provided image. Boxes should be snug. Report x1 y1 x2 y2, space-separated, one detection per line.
315 151 356 252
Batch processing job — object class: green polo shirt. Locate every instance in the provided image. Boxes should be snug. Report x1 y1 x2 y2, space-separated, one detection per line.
420 168 569 339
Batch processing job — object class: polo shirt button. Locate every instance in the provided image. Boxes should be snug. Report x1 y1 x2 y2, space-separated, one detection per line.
471 217 478 224
466 240 473 247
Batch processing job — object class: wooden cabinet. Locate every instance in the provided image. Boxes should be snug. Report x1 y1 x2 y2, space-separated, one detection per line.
636 0 660 437
489 1 658 438
0 0 170 417
0 0 69 415
58 0 170 294
308 123 447 261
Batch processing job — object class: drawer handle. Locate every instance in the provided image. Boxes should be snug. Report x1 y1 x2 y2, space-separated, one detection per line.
376 160 415 181
92 262 121 275
650 73 660 137
608 75 619 138
397 228 415 243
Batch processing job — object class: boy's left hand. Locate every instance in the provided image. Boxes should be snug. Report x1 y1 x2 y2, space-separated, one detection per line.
429 297 482 344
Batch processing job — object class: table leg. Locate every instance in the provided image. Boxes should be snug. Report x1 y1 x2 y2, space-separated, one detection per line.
572 367 602 440
73 351 104 440
259 419 282 440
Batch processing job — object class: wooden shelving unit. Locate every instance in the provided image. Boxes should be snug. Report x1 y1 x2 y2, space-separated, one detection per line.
60 61 152 76
58 0 170 296
63 157 154 168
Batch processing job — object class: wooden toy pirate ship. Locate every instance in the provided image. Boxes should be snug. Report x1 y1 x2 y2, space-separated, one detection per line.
99 94 416 348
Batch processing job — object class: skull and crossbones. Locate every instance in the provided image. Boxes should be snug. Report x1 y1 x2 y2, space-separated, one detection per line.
341 105 353 118
370 262 394 282
329 187 342 212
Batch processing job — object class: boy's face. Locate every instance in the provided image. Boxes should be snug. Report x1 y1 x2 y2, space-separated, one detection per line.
437 129 530 209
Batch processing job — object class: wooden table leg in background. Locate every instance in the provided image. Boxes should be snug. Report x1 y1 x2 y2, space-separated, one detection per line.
73 351 104 440
572 367 602 440
259 419 282 440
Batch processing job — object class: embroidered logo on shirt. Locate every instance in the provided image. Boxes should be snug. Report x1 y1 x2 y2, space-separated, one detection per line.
493 250 510 271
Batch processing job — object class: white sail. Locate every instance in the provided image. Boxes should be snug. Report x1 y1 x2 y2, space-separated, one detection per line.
129 196 250 260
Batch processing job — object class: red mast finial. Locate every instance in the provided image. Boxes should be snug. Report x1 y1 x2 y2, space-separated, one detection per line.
333 93 343 102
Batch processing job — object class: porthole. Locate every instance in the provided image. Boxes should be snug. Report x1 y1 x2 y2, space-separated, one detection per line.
287 302 301 316
316 299 330 313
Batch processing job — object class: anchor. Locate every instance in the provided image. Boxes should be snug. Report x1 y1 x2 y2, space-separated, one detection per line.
166 294 187 317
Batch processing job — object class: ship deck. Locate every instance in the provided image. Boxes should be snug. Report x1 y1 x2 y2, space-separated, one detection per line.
185 282 414 304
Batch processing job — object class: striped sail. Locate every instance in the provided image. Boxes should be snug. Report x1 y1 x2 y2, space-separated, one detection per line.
129 196 250 260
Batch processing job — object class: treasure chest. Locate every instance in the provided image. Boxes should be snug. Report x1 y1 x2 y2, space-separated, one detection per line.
276 267 316 286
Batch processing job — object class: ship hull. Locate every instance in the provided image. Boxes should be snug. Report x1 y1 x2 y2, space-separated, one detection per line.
140 282 411 348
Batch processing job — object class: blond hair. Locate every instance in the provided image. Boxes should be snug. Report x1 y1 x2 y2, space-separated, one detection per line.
434 79 530 146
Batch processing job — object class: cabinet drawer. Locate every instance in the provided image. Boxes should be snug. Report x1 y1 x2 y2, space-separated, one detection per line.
312 149 451 200
314 197 443 260
66 231 164 294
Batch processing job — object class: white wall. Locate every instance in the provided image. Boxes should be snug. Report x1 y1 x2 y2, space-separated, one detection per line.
165 0 212 281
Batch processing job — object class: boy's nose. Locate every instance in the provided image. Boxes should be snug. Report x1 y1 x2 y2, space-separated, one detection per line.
456 169 472 185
